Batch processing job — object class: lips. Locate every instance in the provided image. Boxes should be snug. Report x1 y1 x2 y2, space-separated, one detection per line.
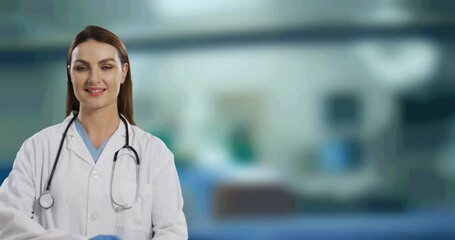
85 87 106 97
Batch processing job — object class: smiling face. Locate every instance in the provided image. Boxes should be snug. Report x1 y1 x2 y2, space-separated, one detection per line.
69 39 129 114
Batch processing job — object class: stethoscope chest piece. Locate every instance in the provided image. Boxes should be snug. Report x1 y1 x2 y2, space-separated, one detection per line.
39 192 54 209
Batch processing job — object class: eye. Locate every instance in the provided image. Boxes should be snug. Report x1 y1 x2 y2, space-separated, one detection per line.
75 65 88 71
101 65 113 71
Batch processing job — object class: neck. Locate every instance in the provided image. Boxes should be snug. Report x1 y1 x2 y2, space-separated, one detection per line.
77 107 120 148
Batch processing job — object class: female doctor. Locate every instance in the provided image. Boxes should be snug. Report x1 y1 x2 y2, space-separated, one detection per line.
0 26 187 240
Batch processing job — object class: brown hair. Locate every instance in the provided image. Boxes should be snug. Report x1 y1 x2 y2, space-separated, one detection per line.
66 25 135 125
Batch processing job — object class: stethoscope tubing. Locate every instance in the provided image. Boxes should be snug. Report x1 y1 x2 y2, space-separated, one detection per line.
46 112 79 193
39 112 139 209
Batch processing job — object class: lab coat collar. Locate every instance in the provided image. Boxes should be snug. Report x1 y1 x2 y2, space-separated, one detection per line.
58 111 133 137
58 111 134 166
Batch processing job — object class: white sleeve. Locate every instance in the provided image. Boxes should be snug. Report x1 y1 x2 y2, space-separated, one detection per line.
0 208 88 240
151 141 188 240
0 139 88 240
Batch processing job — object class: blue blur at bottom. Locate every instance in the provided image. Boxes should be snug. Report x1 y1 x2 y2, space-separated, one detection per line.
189 210 455 240
179 168 455 240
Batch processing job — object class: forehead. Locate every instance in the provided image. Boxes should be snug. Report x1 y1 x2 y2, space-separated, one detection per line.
71 39 119 62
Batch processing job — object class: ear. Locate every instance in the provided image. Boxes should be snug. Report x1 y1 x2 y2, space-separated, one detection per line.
67 64 73 82
121 62 129 84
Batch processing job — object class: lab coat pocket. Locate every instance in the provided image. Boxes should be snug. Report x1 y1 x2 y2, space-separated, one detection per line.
116 182 153 239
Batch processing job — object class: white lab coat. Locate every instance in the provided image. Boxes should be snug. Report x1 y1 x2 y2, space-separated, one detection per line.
0 113 188 240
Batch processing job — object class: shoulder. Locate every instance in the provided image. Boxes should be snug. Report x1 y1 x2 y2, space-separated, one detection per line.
22 123 62 146
31 123 62 139
131 125 173 156
131 126 176 178
14 123 62 155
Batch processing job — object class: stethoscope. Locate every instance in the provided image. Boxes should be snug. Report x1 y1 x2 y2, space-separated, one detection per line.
38 111 140 210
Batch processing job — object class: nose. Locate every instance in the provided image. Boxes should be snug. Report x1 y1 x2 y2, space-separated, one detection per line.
87 68 101 84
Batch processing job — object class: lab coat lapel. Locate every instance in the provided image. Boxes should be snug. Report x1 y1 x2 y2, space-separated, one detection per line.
97 127 124 166
66 133 94 166
58 113 133 167
91 116 131 166
59 112 94 166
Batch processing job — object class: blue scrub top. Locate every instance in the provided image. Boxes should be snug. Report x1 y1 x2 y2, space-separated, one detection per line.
75 118 111 162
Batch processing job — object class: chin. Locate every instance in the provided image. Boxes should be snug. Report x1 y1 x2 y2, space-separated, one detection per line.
81 101 117 112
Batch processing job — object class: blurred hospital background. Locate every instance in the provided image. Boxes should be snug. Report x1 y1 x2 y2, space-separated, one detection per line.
1 0 455 239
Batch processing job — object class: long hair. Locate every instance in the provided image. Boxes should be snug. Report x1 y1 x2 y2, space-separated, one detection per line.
66 25 135 125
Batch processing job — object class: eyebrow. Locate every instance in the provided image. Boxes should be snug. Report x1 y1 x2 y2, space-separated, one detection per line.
74 58 116 65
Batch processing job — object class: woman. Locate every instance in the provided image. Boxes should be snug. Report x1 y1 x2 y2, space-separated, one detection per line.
0 26 187 240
